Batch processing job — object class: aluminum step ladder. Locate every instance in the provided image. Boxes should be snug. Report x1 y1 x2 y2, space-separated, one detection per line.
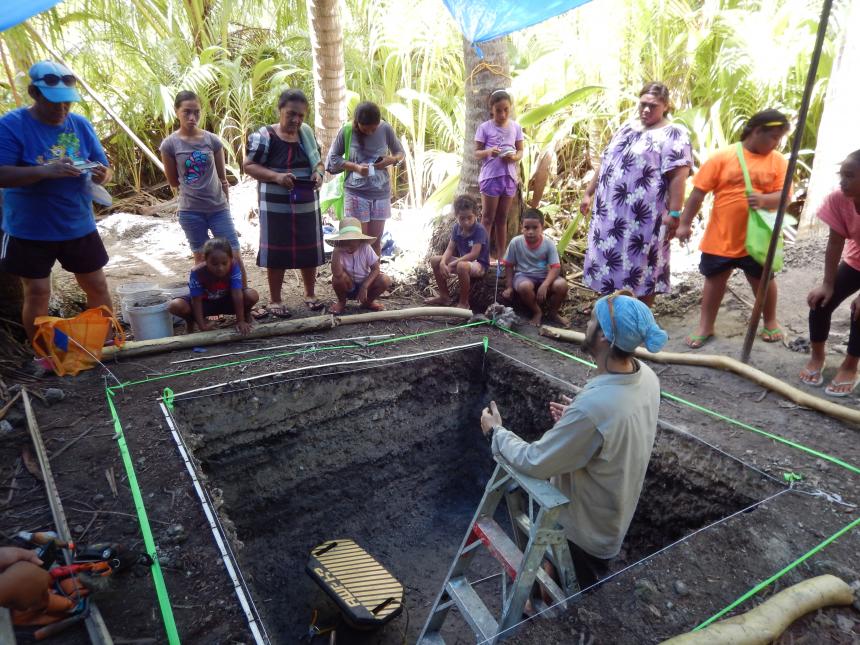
418 458 578 644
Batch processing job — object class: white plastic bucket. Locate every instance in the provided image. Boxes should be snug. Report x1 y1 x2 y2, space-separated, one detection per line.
161 282 191 324
127 294 174 341
117 282 160 322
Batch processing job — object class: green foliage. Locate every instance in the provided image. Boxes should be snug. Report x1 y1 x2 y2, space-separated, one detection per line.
0 0 844 212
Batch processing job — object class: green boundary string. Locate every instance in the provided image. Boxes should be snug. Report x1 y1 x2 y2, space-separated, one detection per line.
106 389 180 644
497 326 860 476
102 319 487 642
103 318 859 639
106 320 490 392
693 515 860 631
496 325 860 631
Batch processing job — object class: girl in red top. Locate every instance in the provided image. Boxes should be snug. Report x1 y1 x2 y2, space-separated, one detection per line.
800 150 860 396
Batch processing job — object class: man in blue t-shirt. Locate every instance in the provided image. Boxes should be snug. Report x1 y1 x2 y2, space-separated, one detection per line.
0 61 114 344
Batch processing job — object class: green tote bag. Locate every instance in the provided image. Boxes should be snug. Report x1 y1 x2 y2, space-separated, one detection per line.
736 142 784 273
319 123 352 221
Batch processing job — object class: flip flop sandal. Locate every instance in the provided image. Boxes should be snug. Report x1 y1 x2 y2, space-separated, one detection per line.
759 327 784 343
684 333 713 349
825 378 860 397
304 298 326 311
265 304 292 319
799 368 824 387
251 307 269 320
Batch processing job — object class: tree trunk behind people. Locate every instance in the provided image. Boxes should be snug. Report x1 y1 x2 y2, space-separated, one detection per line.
430 37 513 254
306 0 347 159
799 0 860 235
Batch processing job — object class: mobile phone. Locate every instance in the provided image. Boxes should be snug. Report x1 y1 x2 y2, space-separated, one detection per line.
73 160 101 170
374 156 384 163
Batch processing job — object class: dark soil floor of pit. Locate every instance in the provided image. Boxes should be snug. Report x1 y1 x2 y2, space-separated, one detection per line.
1 233 860 643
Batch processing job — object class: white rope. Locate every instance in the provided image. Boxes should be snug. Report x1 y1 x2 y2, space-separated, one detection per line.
168 333 395 365
478 487 795 644
486 346 786 487
167 341 486 399
159 402 271 645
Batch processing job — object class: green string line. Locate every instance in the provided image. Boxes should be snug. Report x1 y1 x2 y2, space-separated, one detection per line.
496 326 860 476
107 320 490 393
693 514 860 631
106 390 180 644
100 319 489 640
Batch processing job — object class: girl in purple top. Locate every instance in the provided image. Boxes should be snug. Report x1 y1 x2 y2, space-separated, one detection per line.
475 90 523 264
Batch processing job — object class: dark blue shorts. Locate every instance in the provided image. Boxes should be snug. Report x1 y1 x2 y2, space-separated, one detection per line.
699 253 770 279
181 295 236 316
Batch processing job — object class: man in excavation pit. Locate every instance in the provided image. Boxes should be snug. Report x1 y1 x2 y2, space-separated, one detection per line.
480 290 667 588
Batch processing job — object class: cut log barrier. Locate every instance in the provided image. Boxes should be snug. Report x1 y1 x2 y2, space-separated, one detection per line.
539 326 860 427
103 307 473 360
660 575 855 645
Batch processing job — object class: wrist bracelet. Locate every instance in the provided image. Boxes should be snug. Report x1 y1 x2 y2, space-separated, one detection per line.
669 210 681 219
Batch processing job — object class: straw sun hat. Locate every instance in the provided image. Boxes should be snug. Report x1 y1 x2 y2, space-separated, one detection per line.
327 217 376 244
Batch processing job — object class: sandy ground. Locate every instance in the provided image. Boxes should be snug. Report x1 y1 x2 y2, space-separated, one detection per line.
2 192 860 643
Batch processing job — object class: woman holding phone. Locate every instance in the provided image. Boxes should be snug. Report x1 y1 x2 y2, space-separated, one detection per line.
243 89 326 316
326 101 404 257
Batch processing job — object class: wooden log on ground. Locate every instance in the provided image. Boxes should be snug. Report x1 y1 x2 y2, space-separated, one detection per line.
660 575 854 644
104 307 473 360
539 326 860 426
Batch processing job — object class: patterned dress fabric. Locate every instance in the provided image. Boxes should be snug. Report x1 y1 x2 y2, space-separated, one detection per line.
583 121 692 296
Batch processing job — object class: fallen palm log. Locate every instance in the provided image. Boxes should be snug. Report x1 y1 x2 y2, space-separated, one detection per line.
539 326 860 426
104 307 473 360
660 575 854 644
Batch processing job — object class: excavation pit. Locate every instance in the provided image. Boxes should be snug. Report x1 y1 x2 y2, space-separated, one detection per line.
168 345 784 643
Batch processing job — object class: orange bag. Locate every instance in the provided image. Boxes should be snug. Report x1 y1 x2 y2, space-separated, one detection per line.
32 306 124 376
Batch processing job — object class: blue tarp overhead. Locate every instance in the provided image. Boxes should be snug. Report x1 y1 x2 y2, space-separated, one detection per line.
1 0 63 32
442 0 592 45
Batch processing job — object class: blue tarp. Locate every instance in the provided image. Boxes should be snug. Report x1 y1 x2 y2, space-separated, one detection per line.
1 0 63 32
442 0 592 45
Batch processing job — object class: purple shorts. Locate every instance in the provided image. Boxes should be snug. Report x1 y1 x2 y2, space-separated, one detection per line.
479 175 517 197
513 273 546 291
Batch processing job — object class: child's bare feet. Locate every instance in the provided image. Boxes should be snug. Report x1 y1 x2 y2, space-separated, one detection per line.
545 313 569 327
455 301 471 310
362 300 385 312
423 295 451 306
529 311 543 327
329 301 346 315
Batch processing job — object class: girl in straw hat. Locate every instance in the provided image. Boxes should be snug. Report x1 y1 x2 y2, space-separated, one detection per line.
328 217 392 314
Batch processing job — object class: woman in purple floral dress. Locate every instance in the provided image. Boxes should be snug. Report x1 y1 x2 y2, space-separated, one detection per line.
581 83 692 306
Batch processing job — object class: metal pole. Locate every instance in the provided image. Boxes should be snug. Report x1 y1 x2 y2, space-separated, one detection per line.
740 0 834 363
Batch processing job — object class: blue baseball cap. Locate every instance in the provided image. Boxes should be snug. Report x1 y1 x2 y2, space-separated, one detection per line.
29 60 81 103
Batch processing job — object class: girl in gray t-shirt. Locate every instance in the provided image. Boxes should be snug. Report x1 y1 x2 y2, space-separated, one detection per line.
160 91 244 281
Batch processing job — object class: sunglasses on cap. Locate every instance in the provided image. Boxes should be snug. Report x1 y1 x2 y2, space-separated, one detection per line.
35 74 77 87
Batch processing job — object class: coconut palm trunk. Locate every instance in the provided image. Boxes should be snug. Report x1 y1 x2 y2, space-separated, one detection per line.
306 0 347 158
457 36 510 198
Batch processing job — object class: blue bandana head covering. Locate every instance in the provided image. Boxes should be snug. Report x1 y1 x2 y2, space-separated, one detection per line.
594 293 668 353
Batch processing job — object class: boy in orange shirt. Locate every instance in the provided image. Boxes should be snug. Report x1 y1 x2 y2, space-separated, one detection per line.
675 110 790 348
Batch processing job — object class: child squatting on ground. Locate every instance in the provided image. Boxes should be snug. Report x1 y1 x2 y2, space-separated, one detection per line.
501 208 569 327
676 109 791 349
168 238 259 335
800 150 860 397
328 217 392 314
425 194 490 310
